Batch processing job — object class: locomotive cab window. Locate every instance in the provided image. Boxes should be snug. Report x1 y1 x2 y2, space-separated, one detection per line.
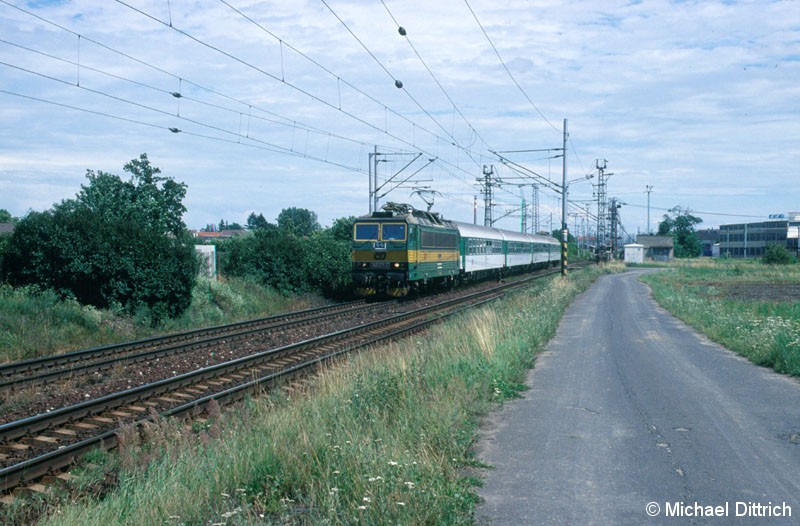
381 223 407 241
354 223 379 241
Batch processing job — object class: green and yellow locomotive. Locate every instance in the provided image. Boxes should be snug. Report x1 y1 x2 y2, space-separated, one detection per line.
351 203 459 297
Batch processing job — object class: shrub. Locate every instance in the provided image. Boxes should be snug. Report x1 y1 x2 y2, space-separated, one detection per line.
762 244 794 265
3 155 198 323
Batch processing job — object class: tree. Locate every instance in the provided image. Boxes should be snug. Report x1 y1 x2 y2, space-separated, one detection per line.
277 207 320 237
246 212 271 231
328 216 357 242
218 219 244 231
658 207 703 258
0 209 13 223
4 154 198 322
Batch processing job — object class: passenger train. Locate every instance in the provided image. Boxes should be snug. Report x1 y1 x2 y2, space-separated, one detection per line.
352 203 561 297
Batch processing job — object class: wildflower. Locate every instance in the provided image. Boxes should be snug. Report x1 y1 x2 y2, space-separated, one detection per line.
358 505 368 510
397 502 406 506
363 497 371 502
388 461 399 466
405 482 415 489
330 488 339 494
333 470 340 475
368 476 383 482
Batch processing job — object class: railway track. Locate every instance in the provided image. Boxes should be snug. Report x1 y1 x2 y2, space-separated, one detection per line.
0 300 368 391
0 267 568 497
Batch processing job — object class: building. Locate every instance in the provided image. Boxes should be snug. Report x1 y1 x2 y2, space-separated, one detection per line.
718 213 800 259
636 235 674 261
623 243 645 264
696 228 720 257
191 229 249 240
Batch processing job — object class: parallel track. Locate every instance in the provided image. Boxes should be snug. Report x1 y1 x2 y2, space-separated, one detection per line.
0 300 367 391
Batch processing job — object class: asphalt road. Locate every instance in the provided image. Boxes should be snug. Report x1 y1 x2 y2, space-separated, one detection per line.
475 269 800 525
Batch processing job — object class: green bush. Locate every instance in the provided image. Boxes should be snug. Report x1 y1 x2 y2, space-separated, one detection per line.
762 244 794 265
3 155 198 323
218 220 353 299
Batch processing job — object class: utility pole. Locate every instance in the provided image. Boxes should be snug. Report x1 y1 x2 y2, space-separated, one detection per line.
531 185 539 234
561 118 568 277
610 198 620 258
646 185 653 234
478 165 496 227
593 159 611 260
368 146 377 213
369 149 429 212
520 190 527 233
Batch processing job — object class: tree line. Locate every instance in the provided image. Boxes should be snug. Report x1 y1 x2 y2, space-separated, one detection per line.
0 154 355 325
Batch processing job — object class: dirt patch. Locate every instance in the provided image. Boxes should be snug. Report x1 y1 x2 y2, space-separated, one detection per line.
719 282 800 303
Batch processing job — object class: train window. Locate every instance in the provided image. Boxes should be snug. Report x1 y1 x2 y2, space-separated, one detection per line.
354 223 379 241
421 230 458 249
382 223 407 241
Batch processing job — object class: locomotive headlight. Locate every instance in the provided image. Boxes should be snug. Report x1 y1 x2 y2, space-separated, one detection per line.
392 262 401 268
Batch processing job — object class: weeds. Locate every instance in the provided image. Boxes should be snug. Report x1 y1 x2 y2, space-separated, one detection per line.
16 265 610 526
642 262 800 376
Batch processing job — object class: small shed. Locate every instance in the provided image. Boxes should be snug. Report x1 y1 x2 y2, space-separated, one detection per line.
624 243 645 264
636 235 674 261
195 245 218 279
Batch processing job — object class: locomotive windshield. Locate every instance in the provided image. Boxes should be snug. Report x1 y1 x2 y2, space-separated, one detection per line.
381 223 406 241
354 223 379 241
353 222 406 241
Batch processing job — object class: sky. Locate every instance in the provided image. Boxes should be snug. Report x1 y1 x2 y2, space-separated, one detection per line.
1 0 798 238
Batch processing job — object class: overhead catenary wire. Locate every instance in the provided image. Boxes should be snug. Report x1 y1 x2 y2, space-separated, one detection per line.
319 0 481 166
0 85 365 173
463 0 560 135
379 0 494 155
113 0 482 188
1 0 473 188
0 37 399 156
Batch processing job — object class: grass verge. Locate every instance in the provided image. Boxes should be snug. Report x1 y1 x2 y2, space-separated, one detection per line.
3 264 615 525
0 277 322 364
641 260 800 376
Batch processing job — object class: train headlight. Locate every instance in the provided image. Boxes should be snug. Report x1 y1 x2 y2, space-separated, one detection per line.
392 262 401 268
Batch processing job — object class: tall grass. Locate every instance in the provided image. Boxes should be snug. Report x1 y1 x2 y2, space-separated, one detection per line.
642 262 800 376
0 277 323 364
8 265 613 526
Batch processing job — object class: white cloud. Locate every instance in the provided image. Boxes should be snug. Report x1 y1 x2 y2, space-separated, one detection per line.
0 0 798 231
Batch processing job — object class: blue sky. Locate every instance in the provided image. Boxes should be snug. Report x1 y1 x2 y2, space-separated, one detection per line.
1 0 798 236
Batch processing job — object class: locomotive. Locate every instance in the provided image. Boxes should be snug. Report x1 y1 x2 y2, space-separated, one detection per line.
351 203 560 297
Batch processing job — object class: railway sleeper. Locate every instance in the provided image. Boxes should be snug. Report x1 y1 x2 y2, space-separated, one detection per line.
32 436 60 445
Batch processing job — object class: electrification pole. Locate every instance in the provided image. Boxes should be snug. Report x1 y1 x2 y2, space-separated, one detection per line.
561 118 568 277
646 185 653 234
479 165 495 227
